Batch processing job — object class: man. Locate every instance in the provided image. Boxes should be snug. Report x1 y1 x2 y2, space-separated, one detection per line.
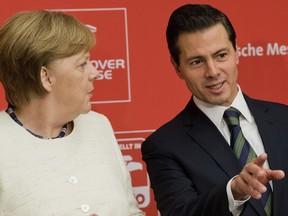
141 4 288 216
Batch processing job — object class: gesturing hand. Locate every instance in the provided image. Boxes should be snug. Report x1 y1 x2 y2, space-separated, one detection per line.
231 153 285 200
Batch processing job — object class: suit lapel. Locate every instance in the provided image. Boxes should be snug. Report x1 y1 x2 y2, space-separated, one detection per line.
184 99 242 178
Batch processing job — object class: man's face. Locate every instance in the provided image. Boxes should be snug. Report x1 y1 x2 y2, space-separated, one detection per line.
172 24 239 107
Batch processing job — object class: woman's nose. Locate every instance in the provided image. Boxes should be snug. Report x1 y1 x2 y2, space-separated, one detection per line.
89 63 100 80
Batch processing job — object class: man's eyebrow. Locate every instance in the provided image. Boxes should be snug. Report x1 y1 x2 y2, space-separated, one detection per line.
213 47 229 56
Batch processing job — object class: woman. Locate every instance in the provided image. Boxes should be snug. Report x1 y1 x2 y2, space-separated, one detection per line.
0 10 143 216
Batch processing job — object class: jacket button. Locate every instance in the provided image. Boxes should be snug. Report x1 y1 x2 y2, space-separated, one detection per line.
68 176 78 184
81 204 90 213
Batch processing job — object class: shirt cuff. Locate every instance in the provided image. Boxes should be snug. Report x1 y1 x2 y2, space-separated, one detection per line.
226 175 250 215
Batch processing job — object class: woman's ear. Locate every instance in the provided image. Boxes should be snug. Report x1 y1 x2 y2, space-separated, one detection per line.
170 56 184 79
40 66 55 92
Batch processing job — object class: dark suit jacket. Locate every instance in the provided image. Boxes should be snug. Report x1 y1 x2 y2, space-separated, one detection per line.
141 95 288 216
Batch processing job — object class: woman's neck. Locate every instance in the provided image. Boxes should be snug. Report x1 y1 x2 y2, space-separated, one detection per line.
11 103 71 139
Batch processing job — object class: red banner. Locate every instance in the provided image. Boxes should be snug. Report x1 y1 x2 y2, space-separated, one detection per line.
0 1 287 215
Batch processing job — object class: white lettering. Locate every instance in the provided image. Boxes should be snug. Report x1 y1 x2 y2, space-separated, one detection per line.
134 143 141 149
237 43 263 57
119 143 134 150
97 70 113 80
91 59 126 80
115 59 125 69
267 43 287 55
91 59 125 70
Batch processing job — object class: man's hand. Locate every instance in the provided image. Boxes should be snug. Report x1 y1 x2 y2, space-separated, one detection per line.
231 153 285 200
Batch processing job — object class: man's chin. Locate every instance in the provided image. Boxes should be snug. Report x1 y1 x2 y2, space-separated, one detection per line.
205 95 232 107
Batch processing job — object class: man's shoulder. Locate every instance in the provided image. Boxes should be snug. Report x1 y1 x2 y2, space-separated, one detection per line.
245 95 288 110
244 95 288 123
145 109 190 143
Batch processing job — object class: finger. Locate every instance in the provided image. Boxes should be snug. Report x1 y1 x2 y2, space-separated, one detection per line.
251 153 267 167
233 175 263 199
245 163 272 185
254 169 285 184
266 170 285 180
239 170 267 194
255 169 270 184
244 161 265 178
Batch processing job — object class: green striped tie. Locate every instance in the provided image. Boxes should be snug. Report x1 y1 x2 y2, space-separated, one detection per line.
224 107 272 216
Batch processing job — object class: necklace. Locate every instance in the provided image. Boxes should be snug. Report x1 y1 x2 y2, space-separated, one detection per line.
6 105 68 139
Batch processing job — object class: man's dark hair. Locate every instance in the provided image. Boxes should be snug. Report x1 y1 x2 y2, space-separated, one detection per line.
166 4 236 65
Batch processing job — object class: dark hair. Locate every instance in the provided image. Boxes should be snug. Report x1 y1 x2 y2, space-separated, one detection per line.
166 4 236 65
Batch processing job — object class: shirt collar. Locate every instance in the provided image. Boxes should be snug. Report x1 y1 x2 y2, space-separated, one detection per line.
193 85 254 128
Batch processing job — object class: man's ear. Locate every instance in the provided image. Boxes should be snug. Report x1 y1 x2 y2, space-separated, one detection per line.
235 45 240 65
170 56 184 79
40 66 55 92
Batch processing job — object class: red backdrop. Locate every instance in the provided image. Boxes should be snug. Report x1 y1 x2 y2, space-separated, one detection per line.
1 1 287 215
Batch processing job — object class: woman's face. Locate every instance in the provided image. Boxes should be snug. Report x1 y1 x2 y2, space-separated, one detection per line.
46 51 99 117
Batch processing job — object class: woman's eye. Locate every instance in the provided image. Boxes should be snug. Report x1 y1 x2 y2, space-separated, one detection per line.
80 61 87 67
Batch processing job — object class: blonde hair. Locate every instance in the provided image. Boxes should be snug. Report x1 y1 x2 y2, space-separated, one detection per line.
0 10 95 107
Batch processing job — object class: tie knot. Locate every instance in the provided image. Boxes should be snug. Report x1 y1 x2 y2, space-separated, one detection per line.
223 107 241 127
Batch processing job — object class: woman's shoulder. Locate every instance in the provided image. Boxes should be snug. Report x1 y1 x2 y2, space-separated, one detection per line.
74 111 112 130
77 111 109 122
0 109 14 127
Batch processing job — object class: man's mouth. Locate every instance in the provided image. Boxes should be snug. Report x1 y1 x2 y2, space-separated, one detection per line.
207 81 224 90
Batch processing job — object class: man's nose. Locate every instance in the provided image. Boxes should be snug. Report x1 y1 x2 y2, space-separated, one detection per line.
205 60 219 78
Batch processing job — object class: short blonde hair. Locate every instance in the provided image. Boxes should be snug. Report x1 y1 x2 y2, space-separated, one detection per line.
0 10 95 107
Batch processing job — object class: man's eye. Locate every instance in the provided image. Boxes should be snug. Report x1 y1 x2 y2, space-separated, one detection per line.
190 59 202 65
189 59 203 68
217 53 228 59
